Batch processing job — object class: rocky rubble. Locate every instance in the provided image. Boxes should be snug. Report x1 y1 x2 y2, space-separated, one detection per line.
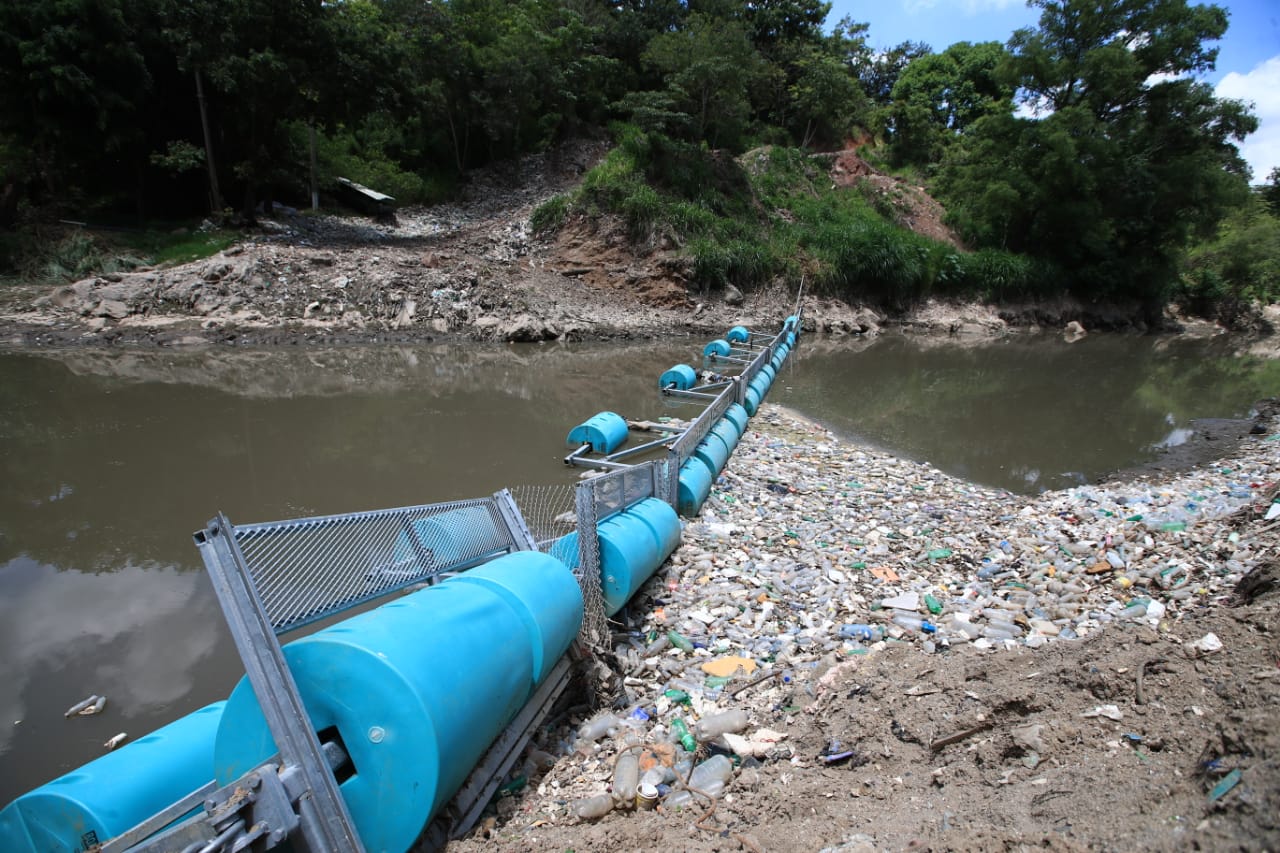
448 403 1280 852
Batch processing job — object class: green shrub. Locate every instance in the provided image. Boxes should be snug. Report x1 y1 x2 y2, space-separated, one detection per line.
530 194 570 234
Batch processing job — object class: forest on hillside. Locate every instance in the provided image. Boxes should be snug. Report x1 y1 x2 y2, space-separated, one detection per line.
1 0 1277 319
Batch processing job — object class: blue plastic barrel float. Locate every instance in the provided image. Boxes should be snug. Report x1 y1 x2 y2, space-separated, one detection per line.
567 411 629 454
659 364 697 391
0 702 227 853
693 429 731 476
677 456 714 517
725 326 750 343
745 373 772 416
784 315 800 333
548 531 580 569
708 420 740 468
721 402 749 440
702 339 731 359
212 551 583 853
597 498 681 614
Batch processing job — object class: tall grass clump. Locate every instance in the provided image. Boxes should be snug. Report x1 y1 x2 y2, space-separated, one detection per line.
940 249 1059 300
531 194 570 234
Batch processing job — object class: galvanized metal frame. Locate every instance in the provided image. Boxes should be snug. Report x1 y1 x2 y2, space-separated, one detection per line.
195 515 364 853
418 655 572 849
223 492 532 636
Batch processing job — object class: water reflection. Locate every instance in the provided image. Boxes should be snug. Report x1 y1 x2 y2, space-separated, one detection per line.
773 334 1279 493
0 557 230 796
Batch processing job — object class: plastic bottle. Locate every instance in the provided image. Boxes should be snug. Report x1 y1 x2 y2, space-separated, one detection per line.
692 709 749 741
640 766 671 788
668 630 695 651
670 718 697 752
891 612 937 633
839 623 882 642
570 793 615 819
612 733 640 806
578 713 620 743
664 755 735 808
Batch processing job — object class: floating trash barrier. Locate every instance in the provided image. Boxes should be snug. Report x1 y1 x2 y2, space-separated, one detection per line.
0 307 804 853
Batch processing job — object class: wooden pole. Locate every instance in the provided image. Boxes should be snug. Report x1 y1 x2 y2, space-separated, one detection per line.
194 69 223 214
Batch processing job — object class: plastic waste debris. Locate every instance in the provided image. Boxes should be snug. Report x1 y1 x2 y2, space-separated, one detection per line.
570 793 615 820
663 755 735 809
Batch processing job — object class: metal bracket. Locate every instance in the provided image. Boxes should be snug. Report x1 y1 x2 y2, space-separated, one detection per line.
195 516 364 853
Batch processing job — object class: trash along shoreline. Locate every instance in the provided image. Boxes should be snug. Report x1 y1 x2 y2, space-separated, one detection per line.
449 402 1280 852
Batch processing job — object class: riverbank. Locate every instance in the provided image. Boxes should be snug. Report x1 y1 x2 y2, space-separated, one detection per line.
1 139 1275 350
448 403 1280 852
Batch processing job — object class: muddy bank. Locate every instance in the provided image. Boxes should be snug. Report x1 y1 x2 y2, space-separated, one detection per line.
2 141 1274 350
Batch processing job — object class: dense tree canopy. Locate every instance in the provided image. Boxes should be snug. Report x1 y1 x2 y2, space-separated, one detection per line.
935 0 1257 308
0 0 1268 316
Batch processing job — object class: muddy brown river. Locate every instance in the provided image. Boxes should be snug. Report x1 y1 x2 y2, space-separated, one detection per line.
1 334 1276 805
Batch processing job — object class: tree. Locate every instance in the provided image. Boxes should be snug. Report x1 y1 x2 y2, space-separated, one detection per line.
888 41 1012 167
0 0 156 212
639 14 764 149
1261 167 1280 216
788 44 868 148
858 39 931 105
936 0 1257 310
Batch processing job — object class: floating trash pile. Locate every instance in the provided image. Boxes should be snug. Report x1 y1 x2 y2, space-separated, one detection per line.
504 403 1279 824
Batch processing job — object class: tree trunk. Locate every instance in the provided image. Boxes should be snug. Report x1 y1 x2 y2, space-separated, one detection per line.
194 69 224 214
309 122 319 211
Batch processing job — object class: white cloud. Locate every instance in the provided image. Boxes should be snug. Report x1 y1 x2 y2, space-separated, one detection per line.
902 0 1025 15
1216 55 1280 182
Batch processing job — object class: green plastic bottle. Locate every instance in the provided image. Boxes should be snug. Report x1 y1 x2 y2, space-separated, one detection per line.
671 718 696 752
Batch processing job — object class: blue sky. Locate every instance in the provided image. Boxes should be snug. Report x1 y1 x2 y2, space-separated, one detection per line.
826 0 1280 181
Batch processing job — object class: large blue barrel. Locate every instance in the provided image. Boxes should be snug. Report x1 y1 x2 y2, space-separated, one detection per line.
693 430 731 476
677 457 714 517
725 326 750 343
743 384 763 417
759 362 776 386
213 552 583 853
659 364 697 391
597 498 681 614
784 315 800 333
627 498 682 558
0 703 226 853
567 411 628 454
710 420 740 465
721 403 749 440
748 373 771 410
703 339 731 358
786 330 797 347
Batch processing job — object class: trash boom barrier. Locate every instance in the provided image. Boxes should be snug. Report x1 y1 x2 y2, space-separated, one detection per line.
213 551 583 853
0 491 585 853
1 309 803 853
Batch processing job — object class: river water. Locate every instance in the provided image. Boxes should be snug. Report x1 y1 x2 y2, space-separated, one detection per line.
1 334 1275 805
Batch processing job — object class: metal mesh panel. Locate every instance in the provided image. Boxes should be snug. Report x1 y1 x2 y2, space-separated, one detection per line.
509 483 577 549
231 498 520 634
670 381 735 464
